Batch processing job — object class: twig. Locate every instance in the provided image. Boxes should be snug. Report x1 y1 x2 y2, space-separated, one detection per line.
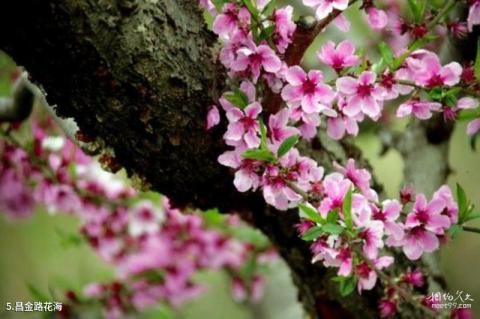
462 225 480 234
354 248 437 317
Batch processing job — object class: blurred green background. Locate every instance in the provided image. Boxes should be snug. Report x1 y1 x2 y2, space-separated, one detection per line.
1 1 480 318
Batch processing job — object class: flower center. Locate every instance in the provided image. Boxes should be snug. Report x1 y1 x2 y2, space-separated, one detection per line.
427 74 444 87
357 84 373 97
302 79 317 95
415 209 430 224
241 116 256 129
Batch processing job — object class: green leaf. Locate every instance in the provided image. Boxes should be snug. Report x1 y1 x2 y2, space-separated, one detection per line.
231 227 269 248
327 208 339 223
27 284 49 302
259 25 276 41
343 188 353 230
371 58 385 74
470 132 479 151
277 135 299 158
464 212 480 222
259 118 268 150
203 208 224 226
476 39 480 83
242 149 275 162
224 89 249 109
261 0 276 14
407 0 426 22
340 276 356 297
456 183 468 222
378 42 394 67
457 109 479 121
242 0 259 16
301 226 323 241
298 203 326 224
448 224 462 239
55 228 84 248
333 276 356 297
392 36 437 70
322 223 344 235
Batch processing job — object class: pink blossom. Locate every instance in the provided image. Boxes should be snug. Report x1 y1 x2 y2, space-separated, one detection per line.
224 102 262 148
273 6 296 53
333 14 351 32
456 97 480 135
218 149 261 192
268 108 299 144
407 51 462 87
303 0 349 20
334 159 371 194
212 4 250 39
231 43 282 82
317 40 360 72
400 268 425 288
281 66 335 114
366 8 388 30
398 226 439 261
378 71 413 100
0 169 34 219
289 104 321 139
379 299 397 318
468 0 480 31
336 71 384 118
326 97 362 140
372 200 404 243
359 220 384 259
405 194 451 234
206 105 220 130
318 173 352 217
128 201 165 237
262 165 303 210
466 119 480 135
432 185 459 225
356 256 393 292
396 99 442 120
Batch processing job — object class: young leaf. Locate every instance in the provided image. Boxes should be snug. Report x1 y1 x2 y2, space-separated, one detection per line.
301 226 323 241
259 25 276 41
407 0 424 22
327 208 339 223
448 224 462 239
464 212 480 223
299 203 326 224
277 135 299 158
456 183 468 222
322 223 344 235
242 0 259 16
378 42 394 67
242 149 275 162
27 284 49 302
261 0 276 14
224 89 249 109
343 188 353 230
259 118 268 150
339 276 356 297
475 39 480 81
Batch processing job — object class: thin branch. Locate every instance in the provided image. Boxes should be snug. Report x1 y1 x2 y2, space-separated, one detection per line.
462 225 480 234
264 0 359 114
354 248 437 317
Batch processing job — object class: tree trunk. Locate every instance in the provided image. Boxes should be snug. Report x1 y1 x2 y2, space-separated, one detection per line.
0 1 454 318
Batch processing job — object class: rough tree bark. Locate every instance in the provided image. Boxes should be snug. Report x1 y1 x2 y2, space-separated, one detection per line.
0 1 455 318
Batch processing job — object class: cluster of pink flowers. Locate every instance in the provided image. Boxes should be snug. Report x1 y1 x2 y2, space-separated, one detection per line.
203 0 479 317
0 119 277 319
